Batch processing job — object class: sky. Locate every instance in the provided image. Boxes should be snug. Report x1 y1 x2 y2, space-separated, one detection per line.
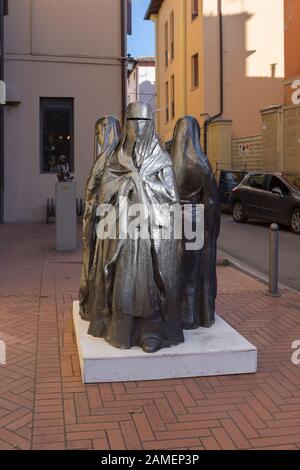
127 0 155 57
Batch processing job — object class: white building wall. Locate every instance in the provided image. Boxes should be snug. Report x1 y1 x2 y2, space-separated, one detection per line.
138 66 156 111
4 0 124 222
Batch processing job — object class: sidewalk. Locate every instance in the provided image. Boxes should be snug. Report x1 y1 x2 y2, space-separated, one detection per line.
0 224 300 450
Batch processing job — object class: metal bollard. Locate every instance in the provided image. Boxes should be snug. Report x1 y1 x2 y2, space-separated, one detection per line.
268 223 281 297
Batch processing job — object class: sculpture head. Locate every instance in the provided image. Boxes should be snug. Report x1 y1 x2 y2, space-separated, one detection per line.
125 102 153 142
95 116 121 158
171 116 206 166
172 116 201 154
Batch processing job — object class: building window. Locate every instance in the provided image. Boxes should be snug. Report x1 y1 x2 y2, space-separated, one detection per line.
170 11 174 61
191 53 199 89
171 75 175 119
40 98 74 173
192 0 199 19
164 21 169 67
165 81 169 123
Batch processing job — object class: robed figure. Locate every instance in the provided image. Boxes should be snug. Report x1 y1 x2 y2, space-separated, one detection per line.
79 116 121 321
171 116 221 329
86 103 184 353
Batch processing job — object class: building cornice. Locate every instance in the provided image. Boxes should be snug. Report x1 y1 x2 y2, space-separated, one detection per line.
4 53 124 67
144 0 164 20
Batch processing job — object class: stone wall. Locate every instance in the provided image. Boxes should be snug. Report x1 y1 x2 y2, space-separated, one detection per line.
207 120 232 174
283 105 300 172
232 135 262 171
261 106 283 171
208 104 300 174
261 104 300 173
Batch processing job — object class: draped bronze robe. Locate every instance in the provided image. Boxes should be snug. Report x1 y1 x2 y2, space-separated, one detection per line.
171 116 221 329
79 116 121 320
87 103 184 350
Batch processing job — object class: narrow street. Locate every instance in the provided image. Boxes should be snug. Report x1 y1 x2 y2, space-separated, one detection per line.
219 214 300 292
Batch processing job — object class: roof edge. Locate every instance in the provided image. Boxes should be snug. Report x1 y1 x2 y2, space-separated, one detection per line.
144 0 163 20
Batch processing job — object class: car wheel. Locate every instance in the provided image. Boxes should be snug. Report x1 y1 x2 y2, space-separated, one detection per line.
291 209 300 234
232 201 247 223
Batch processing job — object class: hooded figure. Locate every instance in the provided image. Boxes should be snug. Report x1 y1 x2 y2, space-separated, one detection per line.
171 116 221 329
79 116 121 321
87 102 184 353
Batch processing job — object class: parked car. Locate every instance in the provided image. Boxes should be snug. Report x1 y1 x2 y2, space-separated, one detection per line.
218 170 247 211
231 172 300 234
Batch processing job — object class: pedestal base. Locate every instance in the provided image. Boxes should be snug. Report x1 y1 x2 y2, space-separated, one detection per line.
55 181 77 251
73 302 257 383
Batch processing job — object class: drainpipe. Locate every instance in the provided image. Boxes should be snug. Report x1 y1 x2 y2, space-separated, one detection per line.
136 63 139 101
184 0 187 115
280 107 284 172
204 0 223 155
120 0 127 124
0 0 6 223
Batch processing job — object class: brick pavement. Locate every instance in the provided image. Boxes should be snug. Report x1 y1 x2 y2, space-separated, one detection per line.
0 224 300 450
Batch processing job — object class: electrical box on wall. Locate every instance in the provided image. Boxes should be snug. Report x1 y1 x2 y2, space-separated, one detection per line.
0 80 5 104
5 84 21 105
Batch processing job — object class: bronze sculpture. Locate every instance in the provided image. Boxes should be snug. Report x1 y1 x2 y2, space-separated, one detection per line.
85 102 184 353
79 116 121 321
79 106 220 354
171 116 220 329
56 155 74 182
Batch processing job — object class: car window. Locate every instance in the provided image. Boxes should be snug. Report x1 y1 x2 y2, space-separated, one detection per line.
269 176 289 196
227 172 246 184
248 174 269 190
219 172 246 189
226 173 238 184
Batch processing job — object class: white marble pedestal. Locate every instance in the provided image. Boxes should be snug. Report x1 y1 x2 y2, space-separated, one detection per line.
73 302 257 383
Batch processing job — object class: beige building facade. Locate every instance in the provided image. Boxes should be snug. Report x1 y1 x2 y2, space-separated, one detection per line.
146 0 285 146
3 0 130 222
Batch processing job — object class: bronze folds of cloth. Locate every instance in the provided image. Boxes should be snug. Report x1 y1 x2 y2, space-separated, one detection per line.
79 116 121 321
171 116 221 329
79 103 220 354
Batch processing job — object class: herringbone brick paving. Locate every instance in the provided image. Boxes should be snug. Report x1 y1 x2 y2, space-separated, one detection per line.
0 224 300 450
